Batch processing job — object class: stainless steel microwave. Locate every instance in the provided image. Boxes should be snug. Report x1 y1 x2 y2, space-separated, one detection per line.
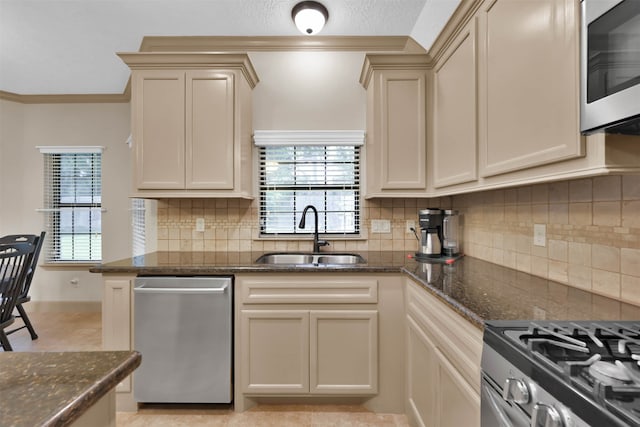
581 0 640 134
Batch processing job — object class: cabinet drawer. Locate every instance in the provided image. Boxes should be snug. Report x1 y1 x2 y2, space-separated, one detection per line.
405 279 482 391
239 276 378 304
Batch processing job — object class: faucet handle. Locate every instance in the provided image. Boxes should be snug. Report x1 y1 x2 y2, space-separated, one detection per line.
318 240 330 248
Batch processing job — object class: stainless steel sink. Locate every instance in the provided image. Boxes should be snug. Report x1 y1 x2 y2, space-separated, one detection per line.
255 252 366 266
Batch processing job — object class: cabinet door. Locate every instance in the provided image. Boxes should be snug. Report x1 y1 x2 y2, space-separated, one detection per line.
102 278 132 392
376 69 427 190
432 20 478 188
185 70 235 190
240 310 309 394
310 310 378 394
406 315 436 427
434 345 481 427
478 0 582 177
132 70 185 189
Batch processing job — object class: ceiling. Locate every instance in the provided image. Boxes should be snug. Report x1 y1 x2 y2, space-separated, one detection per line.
0 0 461 95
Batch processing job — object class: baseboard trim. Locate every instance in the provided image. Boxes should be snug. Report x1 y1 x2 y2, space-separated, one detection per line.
27 301 102 313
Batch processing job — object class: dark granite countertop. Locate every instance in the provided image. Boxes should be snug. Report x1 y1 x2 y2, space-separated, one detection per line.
89 250 409 274
91 251 640 330
404 256 640 329
0 351 141 427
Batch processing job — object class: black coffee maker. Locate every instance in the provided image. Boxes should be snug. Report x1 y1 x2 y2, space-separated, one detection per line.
416 209 443 259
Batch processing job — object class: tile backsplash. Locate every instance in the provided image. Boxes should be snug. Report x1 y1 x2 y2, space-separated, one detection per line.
155 174 640 305
454 175 640 306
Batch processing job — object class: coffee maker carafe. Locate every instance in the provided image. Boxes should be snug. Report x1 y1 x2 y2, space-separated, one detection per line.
442 209 460 257
416 209 443 259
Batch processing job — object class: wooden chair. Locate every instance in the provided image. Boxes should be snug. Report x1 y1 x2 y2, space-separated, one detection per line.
0 242 36 351
0 232 45 339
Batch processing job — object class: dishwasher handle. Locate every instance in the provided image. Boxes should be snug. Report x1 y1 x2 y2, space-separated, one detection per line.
135 284 229 294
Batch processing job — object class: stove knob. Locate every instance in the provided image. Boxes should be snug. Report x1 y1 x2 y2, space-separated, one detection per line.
502 377 530 404
532 403 564 427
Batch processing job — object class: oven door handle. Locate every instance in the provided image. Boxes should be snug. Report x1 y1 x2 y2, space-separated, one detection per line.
482 380 515 427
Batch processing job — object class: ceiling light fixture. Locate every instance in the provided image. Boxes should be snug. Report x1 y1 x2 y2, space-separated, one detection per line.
292 1 329 35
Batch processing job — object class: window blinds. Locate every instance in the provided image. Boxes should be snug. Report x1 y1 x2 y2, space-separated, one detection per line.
259 145 361 235
131 198 146 257
39 147 103 262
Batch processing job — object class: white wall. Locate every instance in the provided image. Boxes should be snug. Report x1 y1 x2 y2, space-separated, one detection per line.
0 99 131 303
250 51 366 130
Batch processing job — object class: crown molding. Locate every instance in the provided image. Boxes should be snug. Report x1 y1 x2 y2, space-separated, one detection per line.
117 52 260 88
426 0 484 64
139 35 427 54
3 35 427 102
0 90 129 104
359 53 431 88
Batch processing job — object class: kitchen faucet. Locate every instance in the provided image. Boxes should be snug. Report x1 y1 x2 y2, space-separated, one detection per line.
298 205 329 253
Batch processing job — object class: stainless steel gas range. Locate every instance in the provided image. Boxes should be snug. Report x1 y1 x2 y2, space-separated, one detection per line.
482 321 640 427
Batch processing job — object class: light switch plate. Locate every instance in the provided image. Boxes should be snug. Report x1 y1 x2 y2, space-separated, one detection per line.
195 218 205 232
533 223 546 247
371 219 391 233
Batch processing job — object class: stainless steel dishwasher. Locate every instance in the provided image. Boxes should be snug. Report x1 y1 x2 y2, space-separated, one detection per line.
133 276 232 403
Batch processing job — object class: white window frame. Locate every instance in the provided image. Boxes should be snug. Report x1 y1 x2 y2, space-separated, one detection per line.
38 146 104 264
254 130 364 238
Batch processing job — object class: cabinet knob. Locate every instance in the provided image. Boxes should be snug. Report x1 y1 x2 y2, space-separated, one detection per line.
532 403 564 427
502 377 530 404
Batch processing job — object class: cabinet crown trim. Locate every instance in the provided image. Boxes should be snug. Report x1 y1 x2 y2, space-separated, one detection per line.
359 54 431 88
117 52 259 88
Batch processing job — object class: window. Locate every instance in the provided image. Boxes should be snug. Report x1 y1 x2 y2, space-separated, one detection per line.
39 147 103 263
255 131 363 236
131 198 146 257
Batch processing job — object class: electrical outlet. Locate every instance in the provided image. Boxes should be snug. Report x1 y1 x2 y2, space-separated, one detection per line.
371 219 391 233
195 218 205 232
406 220 416 234
533 306 547 320
533 224 546 247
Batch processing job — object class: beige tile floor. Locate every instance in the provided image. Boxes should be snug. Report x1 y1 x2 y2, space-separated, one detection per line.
8 311 411 426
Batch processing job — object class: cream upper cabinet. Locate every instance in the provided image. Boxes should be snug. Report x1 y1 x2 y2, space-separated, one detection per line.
360 54 429 198
119 53 258 198
432 19 478 189
132 70 185 190
185 70 236 190
477 0 583 177
405 278 482 427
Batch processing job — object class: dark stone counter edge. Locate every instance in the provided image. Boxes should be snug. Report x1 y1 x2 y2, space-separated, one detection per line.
402 268 485 330
90 261 484 330
89 265 402 274
44 351 141 427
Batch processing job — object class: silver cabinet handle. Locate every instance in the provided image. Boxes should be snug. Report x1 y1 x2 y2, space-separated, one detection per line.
532 403 564 427
503 378 530 404
135 284 228 294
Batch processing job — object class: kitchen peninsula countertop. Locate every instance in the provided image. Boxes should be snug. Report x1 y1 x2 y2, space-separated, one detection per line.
91 251 640 329
0 351 141 426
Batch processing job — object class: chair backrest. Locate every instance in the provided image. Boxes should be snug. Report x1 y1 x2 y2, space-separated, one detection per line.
0 243 35 324
0 232 45 298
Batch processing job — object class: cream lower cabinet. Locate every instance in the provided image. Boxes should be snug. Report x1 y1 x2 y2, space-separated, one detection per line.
101 274 137 411
240 309 378 395
405 278 482 427
237 274 379 397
